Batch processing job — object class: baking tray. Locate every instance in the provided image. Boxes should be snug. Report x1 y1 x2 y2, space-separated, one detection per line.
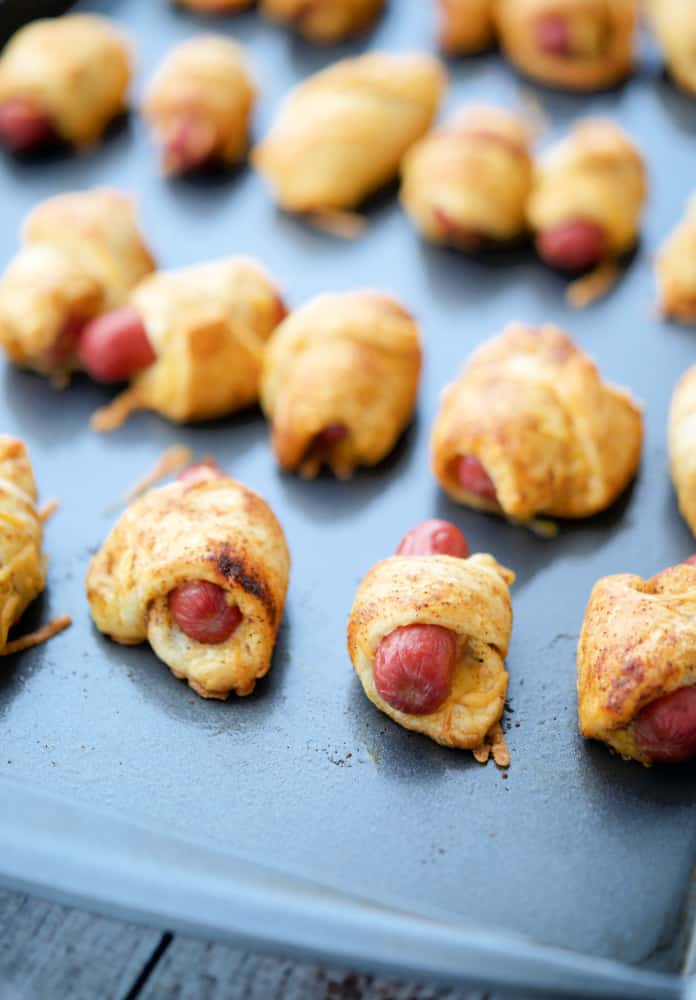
0 2 694 997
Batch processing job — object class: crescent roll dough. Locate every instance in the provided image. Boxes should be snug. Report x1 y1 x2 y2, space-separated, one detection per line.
92 258 285 431
260 291 421 479
528 119 646 260
400 104 533 249
348 552 514 756
0 15 131 146
669 365 696 536
438 0 496 54
261 0 385 42
431 323 643 522
495 0 637 91
577 564 696 764
87 468 290 700
142 36 256 175
252 52 445 213
0 189 155 378
0 435 70 655
649 0 696 96
656 196 696 323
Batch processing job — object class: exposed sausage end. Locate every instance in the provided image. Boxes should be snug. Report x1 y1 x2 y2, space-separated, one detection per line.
633 686 696 764
374 624 457 715
78 306 157 383
169 580 242 645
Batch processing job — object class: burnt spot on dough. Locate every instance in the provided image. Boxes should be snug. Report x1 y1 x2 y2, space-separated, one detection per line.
209 543 277 624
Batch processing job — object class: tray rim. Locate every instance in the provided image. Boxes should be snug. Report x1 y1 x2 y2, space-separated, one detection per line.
0 776 686 1000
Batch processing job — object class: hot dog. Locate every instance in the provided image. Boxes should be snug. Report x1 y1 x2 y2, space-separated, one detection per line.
373 520 468 715
347 521 514 756
456 455 498 503
396 519 469 558
632 686 696 765
535 14 570 55
0 97 55 152
578 562 696 765
78 306 156 383
169 580 242 645
536 219 606 272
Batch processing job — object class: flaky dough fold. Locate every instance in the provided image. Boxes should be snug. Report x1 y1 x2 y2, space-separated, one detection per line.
0 14 131 145
431 323 643 521
400 104 533 248
87 469 290 699
0 189 155 378
348 553 514 754
577 564 696 763
252 52 445 213
260 290 421 478
92 257 284 430
261 0 384 42
495 0 637 91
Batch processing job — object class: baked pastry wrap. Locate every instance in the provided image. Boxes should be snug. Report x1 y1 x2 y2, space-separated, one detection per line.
577 563 696 764
0 189 155 377
0 14 131 146
143 35 256 174
527 119 646 266
261 0 384 42
649 0 696 97
252 52 445 213
92 257 285 429
400 104 533 248
348 552 514 753
656 196 696 323
260 290 421 478
431 323 643 521
495 0 637 91
87 467 290 699
437 0 496 54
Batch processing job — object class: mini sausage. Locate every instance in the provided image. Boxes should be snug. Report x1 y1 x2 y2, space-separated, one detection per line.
632 686 696 764
168 579 242 645
396 518 469 558
374 624 457 715
374 519 468 715
685 555 696 566
536 219 606 272
308 423 348 452
78 306 156 383
457 455 498 502
163 115 218 175
0 97 55 152
177 460 225 484
535 14 571 56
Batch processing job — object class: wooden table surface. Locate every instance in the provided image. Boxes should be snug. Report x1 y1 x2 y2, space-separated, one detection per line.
0 889 552 1000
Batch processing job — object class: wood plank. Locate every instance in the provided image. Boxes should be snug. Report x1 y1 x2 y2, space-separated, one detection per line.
0 890 161 1000
137 935 486 1000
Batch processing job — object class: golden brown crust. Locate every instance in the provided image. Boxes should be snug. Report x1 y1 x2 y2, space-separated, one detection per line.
527 118 646 258
669 365 696 535
347 553 514 753
649 0 696 96
261 0 384 42
0 14 131 145
495 0 637 91
260 290 421 478
252 52 446 213
93 257 284 429
0 435 45 650
656 196 696 323
400 104 533 248
431 323 643 521
86 469 290 700
0 189 155 377
577 564 696 763
142 36 256 171
438 0 496 54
